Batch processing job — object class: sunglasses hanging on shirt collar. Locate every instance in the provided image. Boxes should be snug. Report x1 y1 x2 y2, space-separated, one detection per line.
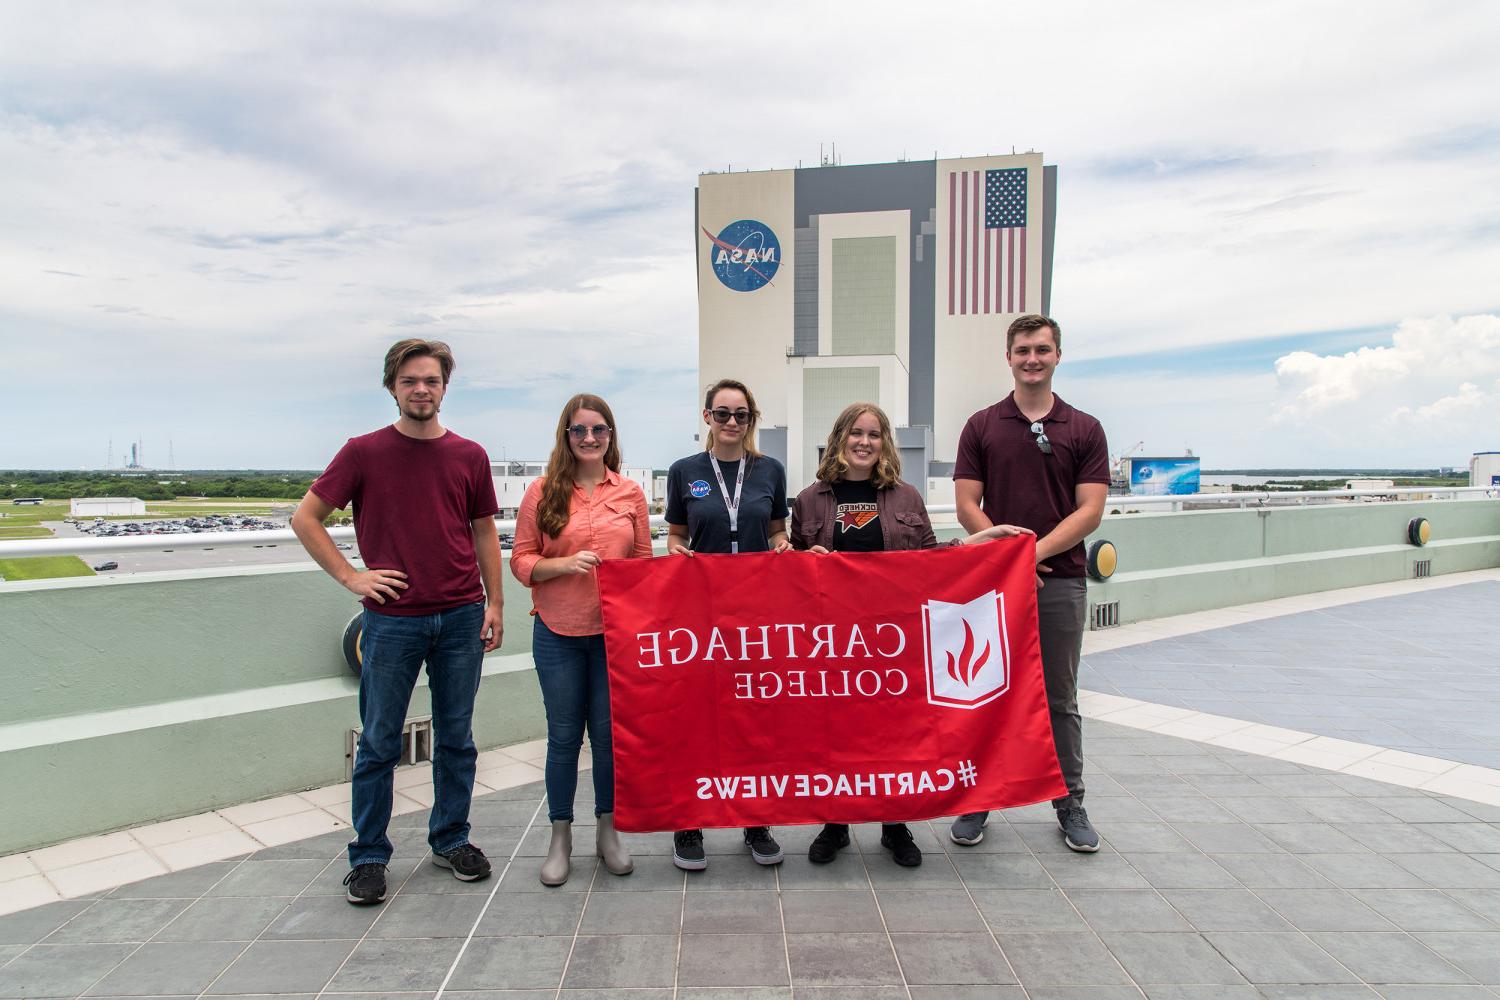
1030 421 1053 455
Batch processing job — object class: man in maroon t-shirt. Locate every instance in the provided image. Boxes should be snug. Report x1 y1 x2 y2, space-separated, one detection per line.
948 314 1111 854
291 339 504 905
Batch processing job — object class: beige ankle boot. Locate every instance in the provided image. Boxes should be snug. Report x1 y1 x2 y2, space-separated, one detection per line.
595 812 633 875
539 820 571 886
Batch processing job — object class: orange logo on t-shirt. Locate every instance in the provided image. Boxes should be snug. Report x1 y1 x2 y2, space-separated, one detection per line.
835 505 879 533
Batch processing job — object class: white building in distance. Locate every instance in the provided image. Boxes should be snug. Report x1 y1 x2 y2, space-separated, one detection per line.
695 153 1057 499
491 462 655 521
71 497 147 517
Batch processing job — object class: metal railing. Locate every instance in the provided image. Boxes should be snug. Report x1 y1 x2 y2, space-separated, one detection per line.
0 488 1495 560
1099 485 1498 513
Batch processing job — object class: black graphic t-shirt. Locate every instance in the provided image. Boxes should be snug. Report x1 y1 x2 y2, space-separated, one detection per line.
830 479 883 553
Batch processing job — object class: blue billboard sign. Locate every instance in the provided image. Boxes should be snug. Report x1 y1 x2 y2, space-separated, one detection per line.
1129 458 1201 496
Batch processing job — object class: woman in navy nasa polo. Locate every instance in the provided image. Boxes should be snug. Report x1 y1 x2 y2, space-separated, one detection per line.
662 377 790 872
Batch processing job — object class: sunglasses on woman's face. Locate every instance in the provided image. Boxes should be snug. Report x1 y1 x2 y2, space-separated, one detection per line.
710 408 752 425
567 424 612 440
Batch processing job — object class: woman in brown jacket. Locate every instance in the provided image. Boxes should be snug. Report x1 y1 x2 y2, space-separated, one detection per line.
790 401 1029 866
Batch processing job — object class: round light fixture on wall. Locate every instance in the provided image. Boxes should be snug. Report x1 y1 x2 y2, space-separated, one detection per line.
1087 540 1118 581
342 614 364 678
1407 517 1431 547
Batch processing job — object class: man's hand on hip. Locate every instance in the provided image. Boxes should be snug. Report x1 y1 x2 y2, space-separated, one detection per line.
343 568 408 604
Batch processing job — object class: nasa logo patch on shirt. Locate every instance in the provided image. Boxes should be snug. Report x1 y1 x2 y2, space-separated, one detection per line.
689 480 713 498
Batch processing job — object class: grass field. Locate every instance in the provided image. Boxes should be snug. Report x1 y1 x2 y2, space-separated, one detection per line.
149 498 293 514
0 498 294 535
0 502 70 538
0 556 95 581
0 525 54 539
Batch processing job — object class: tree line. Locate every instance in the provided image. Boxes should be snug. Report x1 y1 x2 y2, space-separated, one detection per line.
0 471 317 501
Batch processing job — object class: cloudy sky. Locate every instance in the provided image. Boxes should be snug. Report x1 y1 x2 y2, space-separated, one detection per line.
2 1 1497 472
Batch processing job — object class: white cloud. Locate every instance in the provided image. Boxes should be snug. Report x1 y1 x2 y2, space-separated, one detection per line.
1 2 1498 468
1264 314 1500 463
1274 314 1500 417
1273 346 1411 413
1403 382 1488 421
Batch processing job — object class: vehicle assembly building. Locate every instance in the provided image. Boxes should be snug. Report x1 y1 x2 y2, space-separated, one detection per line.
696 153 1057 495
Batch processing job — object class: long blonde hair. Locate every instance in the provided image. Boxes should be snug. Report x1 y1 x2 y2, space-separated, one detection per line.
815 402 902 488
703 378 761 457
537 394 621 538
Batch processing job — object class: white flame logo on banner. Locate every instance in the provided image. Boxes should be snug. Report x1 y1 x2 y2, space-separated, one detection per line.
921 590 1010 709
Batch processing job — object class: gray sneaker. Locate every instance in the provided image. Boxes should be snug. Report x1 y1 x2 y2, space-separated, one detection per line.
949 811 989 845
1056 804 1100 853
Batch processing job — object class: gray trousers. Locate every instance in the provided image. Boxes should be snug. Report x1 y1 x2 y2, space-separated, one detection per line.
1038 577 1087 807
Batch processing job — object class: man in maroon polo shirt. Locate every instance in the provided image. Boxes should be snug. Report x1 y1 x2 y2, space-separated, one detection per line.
291 339 504 905
948 314 1110 853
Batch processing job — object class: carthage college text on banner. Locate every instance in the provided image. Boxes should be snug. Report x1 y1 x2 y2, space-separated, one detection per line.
598 537 1066 832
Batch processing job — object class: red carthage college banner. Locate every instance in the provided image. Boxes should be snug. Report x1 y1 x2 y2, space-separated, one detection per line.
598 537 1065 831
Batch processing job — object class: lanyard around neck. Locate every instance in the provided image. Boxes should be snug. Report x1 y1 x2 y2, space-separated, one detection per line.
710 456 745 553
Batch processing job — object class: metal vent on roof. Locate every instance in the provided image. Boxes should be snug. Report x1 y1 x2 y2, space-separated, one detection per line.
1413 560 1432 579
1090 601 1121 630
347 716 433 781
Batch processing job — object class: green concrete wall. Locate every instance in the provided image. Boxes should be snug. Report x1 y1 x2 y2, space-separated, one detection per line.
0 566 542 725
0 668 545 855
1085 498 1500 624
2 498 1497 854
0 566 548 854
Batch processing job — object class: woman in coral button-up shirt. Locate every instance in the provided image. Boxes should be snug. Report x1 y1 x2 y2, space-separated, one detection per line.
510 393 652 888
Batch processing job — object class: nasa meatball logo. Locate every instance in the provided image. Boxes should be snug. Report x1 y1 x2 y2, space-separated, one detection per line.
704 219 781 292
690 480 713 498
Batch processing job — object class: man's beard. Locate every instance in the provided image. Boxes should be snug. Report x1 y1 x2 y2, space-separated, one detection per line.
400 400 439 421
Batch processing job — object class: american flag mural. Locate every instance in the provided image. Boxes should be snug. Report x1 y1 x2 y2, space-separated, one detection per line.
948 167 1028 315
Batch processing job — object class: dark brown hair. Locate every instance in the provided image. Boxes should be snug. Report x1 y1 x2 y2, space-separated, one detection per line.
816 402 902 488
1005 314 1061 351
537 394 621 538
383 339 455 391
702 378 761 457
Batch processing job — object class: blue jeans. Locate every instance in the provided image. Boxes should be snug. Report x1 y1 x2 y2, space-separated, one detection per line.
532 616 615 822
348 600 485 866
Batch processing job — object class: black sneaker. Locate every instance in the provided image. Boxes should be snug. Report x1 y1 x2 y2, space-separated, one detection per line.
880 823 923 867
808 823 850 864
1056 804 1100 853
744 826 784 865
342 862 388 904
673 829 707 871
433 843 492 881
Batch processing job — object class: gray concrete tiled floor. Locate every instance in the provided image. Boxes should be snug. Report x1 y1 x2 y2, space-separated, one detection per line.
3 717 1500 999
9 589 1500 998
1081 582 1500 767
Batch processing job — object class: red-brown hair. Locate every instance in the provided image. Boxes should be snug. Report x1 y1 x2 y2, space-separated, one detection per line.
536 394 622 538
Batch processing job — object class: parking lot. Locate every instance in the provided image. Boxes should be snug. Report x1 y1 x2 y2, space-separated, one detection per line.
44 521 342 575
